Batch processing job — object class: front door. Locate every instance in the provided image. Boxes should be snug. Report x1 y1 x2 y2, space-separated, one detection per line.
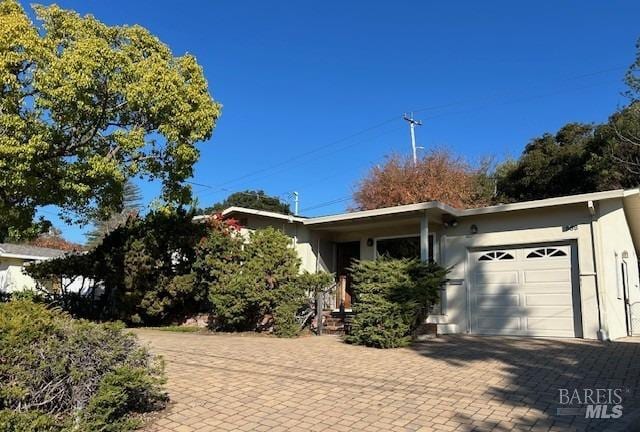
335 241 360 309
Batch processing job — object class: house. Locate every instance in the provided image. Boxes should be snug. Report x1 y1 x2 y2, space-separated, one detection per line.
0 243 67 293
220 188 640 341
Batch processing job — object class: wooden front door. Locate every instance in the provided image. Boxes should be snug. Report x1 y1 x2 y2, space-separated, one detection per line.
335 241 360 309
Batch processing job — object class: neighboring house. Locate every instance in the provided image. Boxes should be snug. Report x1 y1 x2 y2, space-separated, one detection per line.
220 188 640 341
0 243 66 293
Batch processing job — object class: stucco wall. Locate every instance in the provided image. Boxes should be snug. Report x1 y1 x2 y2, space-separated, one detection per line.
0 257 38 292
596 199 639 339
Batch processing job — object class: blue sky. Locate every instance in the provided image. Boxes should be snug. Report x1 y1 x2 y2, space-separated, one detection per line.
25 0 640 243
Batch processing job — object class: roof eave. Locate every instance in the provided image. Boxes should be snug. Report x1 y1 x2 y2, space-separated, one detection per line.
0 252 60 260
459 189 628 217
220 207 306 223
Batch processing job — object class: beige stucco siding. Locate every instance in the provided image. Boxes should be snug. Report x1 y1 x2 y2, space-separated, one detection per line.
596 198 639 339
0 257 38 292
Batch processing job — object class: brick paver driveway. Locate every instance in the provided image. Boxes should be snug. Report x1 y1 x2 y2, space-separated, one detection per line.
135 330 640 432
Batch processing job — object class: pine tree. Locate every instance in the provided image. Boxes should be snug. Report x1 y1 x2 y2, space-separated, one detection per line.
85 182 143 247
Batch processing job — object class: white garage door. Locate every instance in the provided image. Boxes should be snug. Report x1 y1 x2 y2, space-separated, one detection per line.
469 245 578 337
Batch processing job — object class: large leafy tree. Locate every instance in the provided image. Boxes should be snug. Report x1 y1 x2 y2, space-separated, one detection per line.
198 190 291 215
496 38 640 202
626 36 640 102
353 150 494 210
0 0 220 240
496 105 640 202
496 123 595 202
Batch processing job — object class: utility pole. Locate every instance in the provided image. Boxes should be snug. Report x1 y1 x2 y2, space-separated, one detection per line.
403 112 422 166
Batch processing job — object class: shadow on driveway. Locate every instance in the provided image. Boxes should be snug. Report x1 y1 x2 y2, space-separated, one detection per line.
411 335 640 431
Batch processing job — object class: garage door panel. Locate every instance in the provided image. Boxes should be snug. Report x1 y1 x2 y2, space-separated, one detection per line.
474 271 518 284
523 306 574 317
527 317 575 334
475 294 520 307
472 284 519 295
470 244 577 338
475 316 522 332
524 293 572 307
523 269 571 283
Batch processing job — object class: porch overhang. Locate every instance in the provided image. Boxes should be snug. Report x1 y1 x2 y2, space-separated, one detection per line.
301 202 457 232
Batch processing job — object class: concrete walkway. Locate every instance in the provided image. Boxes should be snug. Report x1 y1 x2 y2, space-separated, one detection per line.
135 330 640 432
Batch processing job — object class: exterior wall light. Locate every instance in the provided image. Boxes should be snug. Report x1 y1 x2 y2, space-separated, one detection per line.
470 224 478 235
443 219 458 228
366 238 374 247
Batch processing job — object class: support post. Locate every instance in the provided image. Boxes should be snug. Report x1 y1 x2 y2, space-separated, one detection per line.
316 290 323 336
420 211 429 262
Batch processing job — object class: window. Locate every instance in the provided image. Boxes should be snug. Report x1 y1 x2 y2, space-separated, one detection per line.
526 248 567 259
477 251 514 261
375 235 434 262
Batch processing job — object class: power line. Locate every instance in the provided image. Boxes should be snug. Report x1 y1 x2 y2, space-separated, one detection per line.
192 64 626 214
408 64 626 115
195 123 405 201
214 117 400 188
299 196 352 213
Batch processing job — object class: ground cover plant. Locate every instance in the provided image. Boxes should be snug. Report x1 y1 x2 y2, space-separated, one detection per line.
0 300 166 431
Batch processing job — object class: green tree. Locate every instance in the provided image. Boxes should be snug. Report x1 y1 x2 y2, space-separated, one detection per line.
496 106 640 202
625 36 640 101
198 226 304 333
0 0 220 240
85 181 143 248
28 208 208 325
191 218 245 328
0 300 166 431
496 123 595 202
198 190 291 215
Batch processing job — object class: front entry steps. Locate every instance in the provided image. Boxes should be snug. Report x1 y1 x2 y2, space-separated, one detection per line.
318 313 448 338
414 322 438 341
320 311 354 335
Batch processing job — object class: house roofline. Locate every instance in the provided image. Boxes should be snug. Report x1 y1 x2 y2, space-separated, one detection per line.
303 201 459 225
459 188 631 217
0 252 59 260
218 207 306 223
214 188 638 226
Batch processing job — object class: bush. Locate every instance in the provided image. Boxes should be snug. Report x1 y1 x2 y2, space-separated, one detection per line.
273 302 303 338
345 258 447 348
198 226 307 335
296 271 334 297
0 300 166 431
